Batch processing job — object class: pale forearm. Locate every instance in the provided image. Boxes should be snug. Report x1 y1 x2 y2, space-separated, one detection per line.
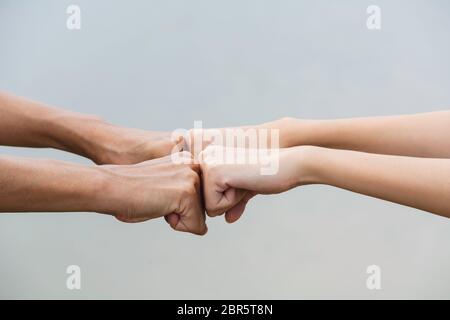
301 146 450 218
270 112 450 158
0 156 109 213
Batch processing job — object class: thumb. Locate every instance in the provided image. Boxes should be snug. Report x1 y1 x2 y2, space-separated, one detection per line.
224 192 257 223
203 178 248 217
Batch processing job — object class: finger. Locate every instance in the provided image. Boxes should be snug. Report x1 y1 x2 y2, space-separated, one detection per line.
173 133 187 152
173 183 207 236
206 185 247 217
172 151 201 173
164 213 180 229
189 162 201 174
176 202 207 235
224 192 256 223
187 128 212 158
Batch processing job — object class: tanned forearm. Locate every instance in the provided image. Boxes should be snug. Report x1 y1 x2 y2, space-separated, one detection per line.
0 155 110 213
0 91 116 161
0 154 207 235
0 91 179 164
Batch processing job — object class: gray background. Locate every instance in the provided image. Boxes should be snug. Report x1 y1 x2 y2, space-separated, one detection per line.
1 0 450 299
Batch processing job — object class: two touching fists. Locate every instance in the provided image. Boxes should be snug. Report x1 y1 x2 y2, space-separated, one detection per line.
101 127 295 236
102 147 264 236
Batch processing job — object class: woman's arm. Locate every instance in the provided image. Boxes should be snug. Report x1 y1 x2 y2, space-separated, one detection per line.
0 91 180 164
200 146 450 222
302 147 450 217
190 111 450 158
261 112 450 158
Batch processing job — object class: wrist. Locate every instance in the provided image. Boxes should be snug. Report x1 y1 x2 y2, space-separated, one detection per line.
44 112 122 164
43 110 105 157
88 165 129 215
78 165 117 214
290 145 326 186
260 117 314 148
266 117 343 149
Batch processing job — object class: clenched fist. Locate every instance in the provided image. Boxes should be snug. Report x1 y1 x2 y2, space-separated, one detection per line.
199 146 315 223
100 152 207 235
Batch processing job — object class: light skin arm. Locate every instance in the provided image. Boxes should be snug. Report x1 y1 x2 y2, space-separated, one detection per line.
0 153 207 235
259 112 450 158
306 147 450 217
200 146 450 222
0 91 181 164
192 111 450 158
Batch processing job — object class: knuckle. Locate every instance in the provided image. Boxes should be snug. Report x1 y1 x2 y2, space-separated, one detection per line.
205 205 224 217
181 183 197 198
179 166 200 184
188 171 200 186
206 168 227 188
190 220 208 236
196 226 208 236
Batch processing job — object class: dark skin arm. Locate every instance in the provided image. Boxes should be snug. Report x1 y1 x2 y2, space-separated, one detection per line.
0 91 182 164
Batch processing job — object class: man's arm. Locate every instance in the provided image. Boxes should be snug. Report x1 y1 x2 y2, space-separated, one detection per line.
0 91 180 164
0 154 207 235
0 155 108 213
200 146 450 222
